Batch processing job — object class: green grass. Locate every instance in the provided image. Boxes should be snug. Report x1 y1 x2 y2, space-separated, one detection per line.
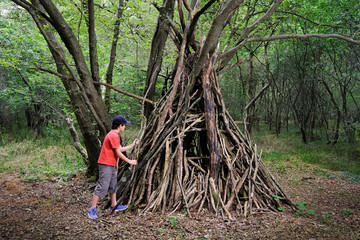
253 128 360 177
0 125 86 181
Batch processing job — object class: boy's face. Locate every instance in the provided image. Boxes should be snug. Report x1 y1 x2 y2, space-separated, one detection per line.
119 124 126 132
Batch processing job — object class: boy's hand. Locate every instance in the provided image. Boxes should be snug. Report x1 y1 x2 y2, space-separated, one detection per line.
133 139 139 146
130 160 138 165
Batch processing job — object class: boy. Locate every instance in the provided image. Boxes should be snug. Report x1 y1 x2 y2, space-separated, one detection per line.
88 115 139 219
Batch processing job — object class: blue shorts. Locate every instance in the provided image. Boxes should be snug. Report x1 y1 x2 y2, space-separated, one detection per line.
94 164 117 197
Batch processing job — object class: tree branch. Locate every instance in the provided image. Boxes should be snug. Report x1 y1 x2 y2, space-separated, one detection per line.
218 0 284 69
220 34 360 62
92 81 154 105
195 0 245 77
218 59 251 75
13 0 54 25
30 67 154 105
277 10 360 30
245 83 270 112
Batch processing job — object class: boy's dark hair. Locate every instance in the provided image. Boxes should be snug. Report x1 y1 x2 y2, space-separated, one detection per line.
112 123 124 129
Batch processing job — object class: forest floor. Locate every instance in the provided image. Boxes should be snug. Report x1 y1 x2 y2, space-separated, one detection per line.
0 163 359 240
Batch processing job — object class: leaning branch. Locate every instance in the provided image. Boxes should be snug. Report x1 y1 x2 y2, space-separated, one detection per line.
92 81 154 105
243 34 360 45
30 67 154 105
245 83 270 112
277 10 360 30
220 34 360 61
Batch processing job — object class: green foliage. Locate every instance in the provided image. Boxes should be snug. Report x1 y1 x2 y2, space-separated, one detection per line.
322 211 333 223
342 208 353 215
1 0 359 179
168 216 178 229
273 195 280 201
212 191 219 204
277 206 285 212
0 2 72 130
294 201 307 211
273 195 285 211
306 209 316 215
274 162 286 173
293 201 315 217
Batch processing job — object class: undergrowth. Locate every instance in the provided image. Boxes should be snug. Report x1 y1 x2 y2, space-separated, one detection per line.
253 127 360 181
0 125 86 181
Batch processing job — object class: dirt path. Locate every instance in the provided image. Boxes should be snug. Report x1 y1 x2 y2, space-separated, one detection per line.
0 168 359 240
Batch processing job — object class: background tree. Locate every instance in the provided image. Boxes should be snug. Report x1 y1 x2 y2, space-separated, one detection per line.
5 0 156 175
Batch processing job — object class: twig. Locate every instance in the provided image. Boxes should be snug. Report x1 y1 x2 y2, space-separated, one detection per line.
177 171 192 217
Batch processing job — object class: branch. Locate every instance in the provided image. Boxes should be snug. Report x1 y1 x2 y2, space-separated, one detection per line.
30 67 154 105
167 18 183 48
245 83 270 112
93 82 154 105
12 0 55 26
195 0 244 77
220 34 360 61
218 0 284 68
177 0 186 31
277 10 360 30
183 0 193 15
151 1 161 12
187 0 217 48
218 59 251 75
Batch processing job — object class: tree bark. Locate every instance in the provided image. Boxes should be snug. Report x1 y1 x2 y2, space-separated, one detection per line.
143 0 175 119
104 0 126 112
87 0 102 96
14 0 103 174
38 0 111 139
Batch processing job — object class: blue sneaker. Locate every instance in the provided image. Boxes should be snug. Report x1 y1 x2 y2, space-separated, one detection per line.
110 203 128 212
88 207 98 219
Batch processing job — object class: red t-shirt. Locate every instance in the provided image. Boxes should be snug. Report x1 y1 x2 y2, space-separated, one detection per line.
98 130 121 166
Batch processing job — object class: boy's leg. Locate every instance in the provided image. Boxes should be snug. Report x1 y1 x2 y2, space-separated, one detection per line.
91 194 100 208
88 194 100 219
110 192 117 207
108 167 127 211
89 164 112 219
108 166 118 207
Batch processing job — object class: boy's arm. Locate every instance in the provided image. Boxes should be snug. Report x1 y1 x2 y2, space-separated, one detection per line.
119 139 139 152
115 148 138 165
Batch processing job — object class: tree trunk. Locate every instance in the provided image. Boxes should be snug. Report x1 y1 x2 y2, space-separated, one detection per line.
143 0 175 119
104 0 126 112
321 79 341 144
87 0 102 96
38 0 111 139
14 0 104 175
